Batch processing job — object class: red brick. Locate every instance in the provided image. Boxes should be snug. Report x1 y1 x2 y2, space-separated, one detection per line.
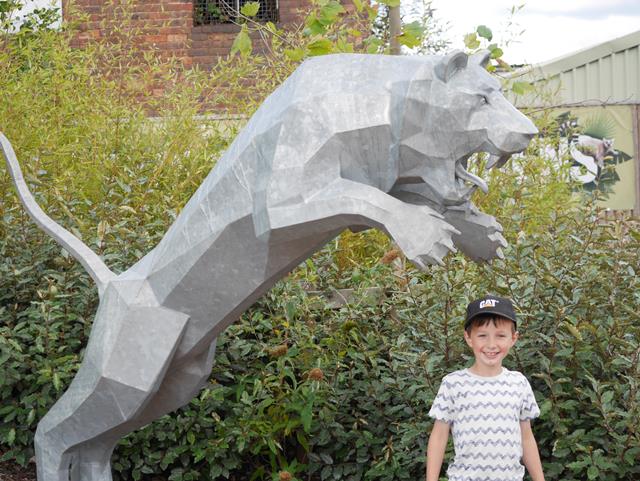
64 0 323 91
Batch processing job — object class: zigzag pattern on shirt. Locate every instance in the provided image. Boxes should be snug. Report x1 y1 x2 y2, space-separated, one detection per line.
447 473 524 481
429 401 452 413
456 463 523 472
455 438 521 449
453 400 521 410
453 426 520 437
443 379 523 389
456 413 519 423
452 389 523 399
462 451 521 461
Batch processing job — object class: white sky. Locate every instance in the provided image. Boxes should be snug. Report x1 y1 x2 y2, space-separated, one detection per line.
429 0 640 65
18 0 640 66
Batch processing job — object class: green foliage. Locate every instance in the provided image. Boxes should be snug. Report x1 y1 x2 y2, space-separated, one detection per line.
240 1 261 18
1 3 639 481
395 21 424 49
230 25 252 57
475 25 492 41
232 0 445 58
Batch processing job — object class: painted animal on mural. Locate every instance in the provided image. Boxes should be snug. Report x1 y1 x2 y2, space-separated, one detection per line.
569 134 617 184
1 50 537 481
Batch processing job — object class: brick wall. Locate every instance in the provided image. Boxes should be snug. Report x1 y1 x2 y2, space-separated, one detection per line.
65 0 311 69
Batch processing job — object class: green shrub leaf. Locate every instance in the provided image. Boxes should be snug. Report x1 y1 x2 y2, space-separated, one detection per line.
240 1 260 17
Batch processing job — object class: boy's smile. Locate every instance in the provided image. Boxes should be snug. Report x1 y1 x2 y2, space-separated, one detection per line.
464 318 518 376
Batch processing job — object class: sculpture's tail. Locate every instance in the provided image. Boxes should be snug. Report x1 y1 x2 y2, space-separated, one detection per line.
1 132 115 296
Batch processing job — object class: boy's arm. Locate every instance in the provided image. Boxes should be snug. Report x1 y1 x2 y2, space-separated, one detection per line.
520 420 545 481
426 420 450 481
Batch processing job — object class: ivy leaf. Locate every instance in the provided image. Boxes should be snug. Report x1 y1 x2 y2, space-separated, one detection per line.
365 36 382 54
396 21 424 48
511 81 532 95
284 48 305 62
624 447 640 465
307 38 333 56
240 1 260 17
600 390 614 406
352 0 363 12
230 25 252 57
476 24 493 41
464 32 480 50
6 428 15 445
490 46 504 59
335 36 354 53
304 15 326 36
381 0 401 7
27 408 36 425
53 371 62 391
301 401 313 432
318 1 345 25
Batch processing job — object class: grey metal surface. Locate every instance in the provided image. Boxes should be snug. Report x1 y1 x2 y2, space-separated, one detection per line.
1 50 537 481
510 29 640 107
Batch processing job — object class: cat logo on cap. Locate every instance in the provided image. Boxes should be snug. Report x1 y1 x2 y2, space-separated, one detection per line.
479 299 498 309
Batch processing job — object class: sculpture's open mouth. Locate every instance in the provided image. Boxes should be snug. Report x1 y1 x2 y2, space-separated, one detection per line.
455 152 512 200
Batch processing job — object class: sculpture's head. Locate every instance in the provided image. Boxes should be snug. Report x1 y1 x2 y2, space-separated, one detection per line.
392 50 538 209
386 50 538 263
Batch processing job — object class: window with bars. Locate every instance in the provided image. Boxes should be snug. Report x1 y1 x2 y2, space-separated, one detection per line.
194 0 278 25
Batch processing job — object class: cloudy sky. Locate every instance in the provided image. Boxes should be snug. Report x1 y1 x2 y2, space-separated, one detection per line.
430 0 640 64
18 0 640 65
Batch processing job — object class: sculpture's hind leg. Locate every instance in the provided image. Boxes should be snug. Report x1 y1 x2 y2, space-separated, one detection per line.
35 300 190 481
34 429 76 481
71 343 217 481
34 369 168 481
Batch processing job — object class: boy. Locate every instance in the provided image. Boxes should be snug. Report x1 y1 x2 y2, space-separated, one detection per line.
425 295 545 481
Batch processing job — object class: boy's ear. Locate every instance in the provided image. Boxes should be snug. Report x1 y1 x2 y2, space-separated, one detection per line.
463 330 473 346
512 331 519 343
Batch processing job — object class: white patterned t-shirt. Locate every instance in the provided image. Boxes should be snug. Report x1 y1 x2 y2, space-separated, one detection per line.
428 368 540 481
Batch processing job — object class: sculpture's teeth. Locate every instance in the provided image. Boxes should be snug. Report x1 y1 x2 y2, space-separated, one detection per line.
455 162 488 194
486 154 500 169
486 153 511 170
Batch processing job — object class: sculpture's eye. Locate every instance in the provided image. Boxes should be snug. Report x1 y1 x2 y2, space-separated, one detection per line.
480 95 489 105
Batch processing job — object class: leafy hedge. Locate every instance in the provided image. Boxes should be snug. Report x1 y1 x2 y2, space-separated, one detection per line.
2 179 640 481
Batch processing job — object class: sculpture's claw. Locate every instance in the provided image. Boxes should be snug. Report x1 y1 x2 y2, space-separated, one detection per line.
412 257 428 271
488 231 508 249
446 225 462 236
431 255 446 267
438 238 457 254
495 247 505 260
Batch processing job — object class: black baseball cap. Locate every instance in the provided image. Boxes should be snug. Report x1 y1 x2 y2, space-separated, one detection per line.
465 295 517 329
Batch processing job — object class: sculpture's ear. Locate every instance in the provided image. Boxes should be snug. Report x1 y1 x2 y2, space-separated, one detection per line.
434 50 468 83
469 50 492 68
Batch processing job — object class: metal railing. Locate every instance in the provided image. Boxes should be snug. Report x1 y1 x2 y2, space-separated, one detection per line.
194 0 278 25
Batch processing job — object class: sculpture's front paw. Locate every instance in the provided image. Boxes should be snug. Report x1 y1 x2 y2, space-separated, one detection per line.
398 215 460 270
443 205 507 262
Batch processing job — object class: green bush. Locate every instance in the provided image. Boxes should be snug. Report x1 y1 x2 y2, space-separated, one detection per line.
1 4 639 481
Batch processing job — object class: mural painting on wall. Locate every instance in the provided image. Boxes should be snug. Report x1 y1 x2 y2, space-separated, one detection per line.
557 111 632 192
548 107 636 210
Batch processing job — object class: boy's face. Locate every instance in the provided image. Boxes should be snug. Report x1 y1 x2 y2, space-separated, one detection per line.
464 319 518 371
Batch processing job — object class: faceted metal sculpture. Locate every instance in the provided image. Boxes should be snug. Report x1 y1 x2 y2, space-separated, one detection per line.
1 50 537 481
